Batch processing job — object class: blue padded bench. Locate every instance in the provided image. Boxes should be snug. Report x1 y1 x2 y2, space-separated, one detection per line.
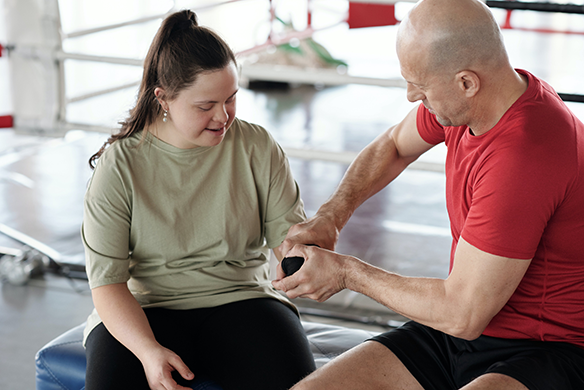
36 321 379 390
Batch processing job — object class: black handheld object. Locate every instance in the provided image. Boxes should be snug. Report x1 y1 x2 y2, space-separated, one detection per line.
281 256 304 277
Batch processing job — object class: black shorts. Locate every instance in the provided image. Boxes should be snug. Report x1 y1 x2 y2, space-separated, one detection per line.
370 321 584 390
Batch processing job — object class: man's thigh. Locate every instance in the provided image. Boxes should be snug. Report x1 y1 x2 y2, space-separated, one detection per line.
371 321 584 390
478 341 584 390
461 373 528 390
292 340 424 390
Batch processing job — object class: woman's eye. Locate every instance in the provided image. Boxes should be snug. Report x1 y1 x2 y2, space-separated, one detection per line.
199 106 212 112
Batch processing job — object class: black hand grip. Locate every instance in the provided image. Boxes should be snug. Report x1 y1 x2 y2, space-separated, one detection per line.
281 256 305 277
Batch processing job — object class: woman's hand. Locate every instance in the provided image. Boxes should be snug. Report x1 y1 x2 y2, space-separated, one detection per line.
140 345 194 390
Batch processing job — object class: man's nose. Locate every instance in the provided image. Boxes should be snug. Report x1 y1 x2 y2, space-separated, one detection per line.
406 83 424 103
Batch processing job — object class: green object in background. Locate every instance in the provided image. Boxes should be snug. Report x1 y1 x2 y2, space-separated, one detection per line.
274 17 348 68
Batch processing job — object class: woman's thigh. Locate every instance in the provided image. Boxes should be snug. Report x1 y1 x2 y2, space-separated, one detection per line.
85 323 152 390
85 308 200 390
196 298 316 390
86 300 315 390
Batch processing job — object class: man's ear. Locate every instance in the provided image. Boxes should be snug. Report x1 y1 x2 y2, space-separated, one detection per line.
456 70 480 98
154 87 168 111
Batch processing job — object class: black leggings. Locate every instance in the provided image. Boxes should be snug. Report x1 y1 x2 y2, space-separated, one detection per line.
85 298 316 390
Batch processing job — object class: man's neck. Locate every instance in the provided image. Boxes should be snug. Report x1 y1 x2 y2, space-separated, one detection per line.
468 70 528 136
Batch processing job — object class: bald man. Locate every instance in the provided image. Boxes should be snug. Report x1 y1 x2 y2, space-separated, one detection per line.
272 0 584 389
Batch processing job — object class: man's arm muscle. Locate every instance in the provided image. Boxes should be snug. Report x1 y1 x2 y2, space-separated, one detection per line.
347 238 531 339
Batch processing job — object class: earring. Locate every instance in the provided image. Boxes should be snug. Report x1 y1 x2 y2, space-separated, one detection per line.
163 110 168 122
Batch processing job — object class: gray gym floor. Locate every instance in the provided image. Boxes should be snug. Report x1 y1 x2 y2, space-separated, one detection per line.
1 3 584 389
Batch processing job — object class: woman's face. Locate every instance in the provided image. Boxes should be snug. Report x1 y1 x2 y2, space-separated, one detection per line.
155 62 238 149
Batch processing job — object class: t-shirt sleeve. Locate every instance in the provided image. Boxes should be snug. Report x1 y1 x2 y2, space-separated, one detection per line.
82 155 132 289
263 138 306 249
460 143 560 260
416 104 446 145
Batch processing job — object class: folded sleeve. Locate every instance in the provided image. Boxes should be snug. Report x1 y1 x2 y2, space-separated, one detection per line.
416 104 446 145
263 139 306 249
82 156 132 289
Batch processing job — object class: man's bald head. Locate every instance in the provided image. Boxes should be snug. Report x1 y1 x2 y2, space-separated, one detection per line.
398 0 508 75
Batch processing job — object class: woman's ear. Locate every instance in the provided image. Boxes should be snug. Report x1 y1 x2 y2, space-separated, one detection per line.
456 71 480 98
154 87 168 111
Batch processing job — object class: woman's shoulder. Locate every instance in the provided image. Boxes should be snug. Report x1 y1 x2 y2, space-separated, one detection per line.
99 132 143 163
228 118 290 174
229 117 278 153
231 117 272 140
91 132 146 182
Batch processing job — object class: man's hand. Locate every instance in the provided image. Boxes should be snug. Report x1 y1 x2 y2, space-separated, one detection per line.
273 245 351 302
140 345 194 390
280 212 340 256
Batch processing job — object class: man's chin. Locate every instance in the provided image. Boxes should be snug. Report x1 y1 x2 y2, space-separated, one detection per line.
435 116 451 127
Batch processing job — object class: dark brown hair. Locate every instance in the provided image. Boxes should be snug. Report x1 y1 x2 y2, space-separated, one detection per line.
89 10 236 168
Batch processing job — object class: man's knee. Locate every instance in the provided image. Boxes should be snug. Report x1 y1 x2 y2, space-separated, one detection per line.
461 373 529 390
290 341 423 390
290 375 317 390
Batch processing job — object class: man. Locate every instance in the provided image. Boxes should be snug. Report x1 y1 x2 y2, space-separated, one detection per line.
272 0 584 389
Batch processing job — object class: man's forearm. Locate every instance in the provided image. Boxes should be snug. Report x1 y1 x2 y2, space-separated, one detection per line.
279 107 430 254
318 129 414 232
342 239 529 340
344 258 459 335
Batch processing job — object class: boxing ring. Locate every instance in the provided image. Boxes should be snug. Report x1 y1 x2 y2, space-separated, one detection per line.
1 0 414 161
1 0 583 153
0 0 415 284
1 0 584 290
0 4 581 388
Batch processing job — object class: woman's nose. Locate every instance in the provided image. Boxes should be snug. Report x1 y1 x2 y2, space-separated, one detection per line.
213 104 229 124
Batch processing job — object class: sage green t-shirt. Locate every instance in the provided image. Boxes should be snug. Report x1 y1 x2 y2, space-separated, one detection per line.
82 118 305 342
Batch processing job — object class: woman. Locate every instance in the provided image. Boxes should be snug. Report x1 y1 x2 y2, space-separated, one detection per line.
83 10 315 390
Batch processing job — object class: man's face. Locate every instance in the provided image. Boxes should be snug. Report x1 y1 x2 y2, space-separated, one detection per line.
398 45 471 128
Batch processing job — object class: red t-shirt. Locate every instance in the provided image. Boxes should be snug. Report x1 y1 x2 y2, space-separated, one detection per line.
417 69 584 348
